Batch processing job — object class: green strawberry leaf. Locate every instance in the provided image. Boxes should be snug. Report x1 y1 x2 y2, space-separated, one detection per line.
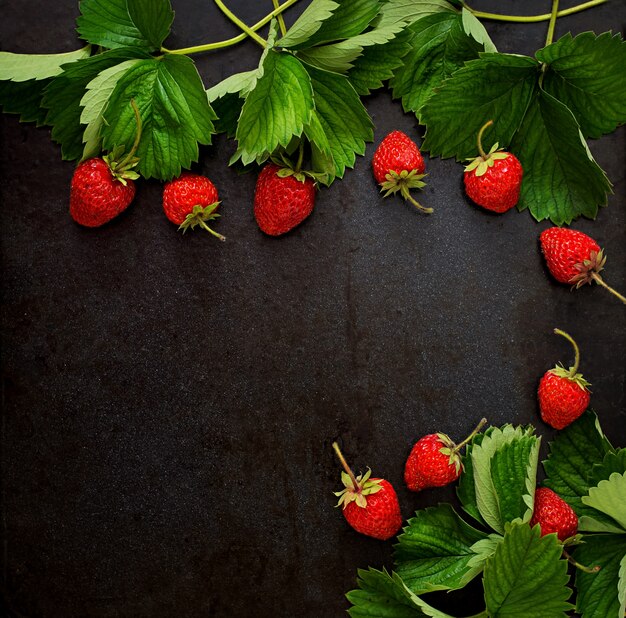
573 534 626 618
102 54 216 180
0 79 53 126
421 53 539 159
471 425 539 534
393 504 488 593
588 448 626 486
582 472 626 532
346 568 454 617
511 88 612 225
543 410 614 514
536 32 626 139
304 63 373 180
483 522 573 617
374 0 456 32
277 0 339 48
77 0 174 51
0 46 91 82
41 48 149 161
297 44 364 73
390 12 489 118
460 8 496 52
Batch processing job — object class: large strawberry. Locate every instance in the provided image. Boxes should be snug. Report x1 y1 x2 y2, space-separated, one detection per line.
540 227 626 304
163 173 224 241
332 442 402 541
538 329 590 430
530 487 578 541
464 120 523 213
404 418 487 492
70 100 141 228
254 162 316 236
372 131 432 214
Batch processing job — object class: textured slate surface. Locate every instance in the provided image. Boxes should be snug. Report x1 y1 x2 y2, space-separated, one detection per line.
1 1 625 616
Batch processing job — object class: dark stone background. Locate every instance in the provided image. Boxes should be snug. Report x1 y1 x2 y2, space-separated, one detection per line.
1 1 624 616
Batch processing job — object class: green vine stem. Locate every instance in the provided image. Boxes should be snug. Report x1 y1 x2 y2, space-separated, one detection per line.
545 0 561 46
214 0 268 48
273 0 288 36
462 0 606 23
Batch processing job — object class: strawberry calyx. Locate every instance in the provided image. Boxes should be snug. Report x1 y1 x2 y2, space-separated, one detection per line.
270 146 326 186
380 169 432 214
178 202 225 242
464 119 510 177
333 467 383 509
568 248 606 288
436 417 488 475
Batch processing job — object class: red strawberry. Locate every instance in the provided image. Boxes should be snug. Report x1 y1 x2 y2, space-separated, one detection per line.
254 163 316 236
538 329 590 430
530 487 578 541
372 131 432 214
464 120 523 213
332 442 402 541
163 173 224 241
70 157 137 227
404 418 487 492
540 227 626 304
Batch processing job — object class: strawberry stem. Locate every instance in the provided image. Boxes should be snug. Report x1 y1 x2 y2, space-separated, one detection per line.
590 273 626 305
476 120 493 160
453 418 488 454
199 219 226 242
461 0 605 23
295 141 304 174
272 0 288 36
544 0 560 47
400 186 433 214
214 0 268 48
117 99 142 171
562 549 601 574
553 328 581 377
332 442 361 491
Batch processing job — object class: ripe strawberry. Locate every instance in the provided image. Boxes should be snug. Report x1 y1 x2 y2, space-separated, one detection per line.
332 442 402 541
530 487 578 541
404 418 487 492
540 227 626 304
254 163 316 236
464 120 523 213
372 131 432 214
538 329 590 430
163 173 224 241
70 157 137 227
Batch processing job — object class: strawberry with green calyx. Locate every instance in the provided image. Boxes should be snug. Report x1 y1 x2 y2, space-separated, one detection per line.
372 131 432 214
70 99 142 227
464 120 523 213
540 227 626 305
404 418 487 492
163 173 224 241
332 442 402 541
538 329 590 430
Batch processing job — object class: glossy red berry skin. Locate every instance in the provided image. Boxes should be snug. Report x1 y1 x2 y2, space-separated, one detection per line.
70 158 135 227
254 164 316 236
538 371 590 430
404 434 459 492
163 173 219 225
464 153 523 213
540 227 601 284
372 131 425 184
342 479 402 541
530 487 578 541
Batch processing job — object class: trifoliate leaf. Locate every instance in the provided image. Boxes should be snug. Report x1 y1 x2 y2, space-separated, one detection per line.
421 53 538 159
77 0 174 51
277 0 339 48
102 54 216 180
390 12 487 118
304 63 373 179
0 46 91 81
42 48 149 161
536 32 626 139
511 88 612 225
393 504 488 593
483 522 573 617
460 8 496 53
346 568 454 617
573 534 626 618
232 51 313 166
80 59 143 160
582 472 626 532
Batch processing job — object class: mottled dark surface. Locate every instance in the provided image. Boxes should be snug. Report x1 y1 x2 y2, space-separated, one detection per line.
1 1 625 617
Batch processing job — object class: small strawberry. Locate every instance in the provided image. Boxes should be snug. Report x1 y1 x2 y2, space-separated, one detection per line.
404 418 487 492
254 150 317 236
332 442 402 541
538 329 590 430
163 173 224 241
464 120 523 213
372 131 432 214
70 99 141 228
540 227 626 304
530 487 578 541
